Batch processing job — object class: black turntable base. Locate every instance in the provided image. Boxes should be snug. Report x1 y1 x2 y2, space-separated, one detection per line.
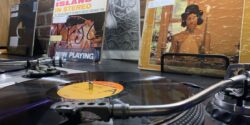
0 72 206 125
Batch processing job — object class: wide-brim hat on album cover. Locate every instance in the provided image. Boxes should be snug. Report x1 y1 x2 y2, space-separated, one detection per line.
181 4 203 26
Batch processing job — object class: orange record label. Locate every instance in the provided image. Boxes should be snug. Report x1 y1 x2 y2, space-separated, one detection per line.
57 81 124 100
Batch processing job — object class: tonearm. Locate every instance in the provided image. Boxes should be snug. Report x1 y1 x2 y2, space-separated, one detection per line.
51 71 250 124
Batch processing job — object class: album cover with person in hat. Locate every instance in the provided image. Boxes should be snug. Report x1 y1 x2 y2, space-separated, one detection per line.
139 0 249 75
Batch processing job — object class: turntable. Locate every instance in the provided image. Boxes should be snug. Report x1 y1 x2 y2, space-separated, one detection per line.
1 56 250 125
0 72 203 125
0 69 249 125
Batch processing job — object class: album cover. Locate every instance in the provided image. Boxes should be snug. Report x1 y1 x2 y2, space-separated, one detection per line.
102 0 140 60
49 0 107 62
139 0 248 71
0 0 19 47
7 0 38 56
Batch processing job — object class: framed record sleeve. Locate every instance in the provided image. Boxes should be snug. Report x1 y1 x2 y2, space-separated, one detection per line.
139 0 249 72
102 0 141 60
49 0 107 63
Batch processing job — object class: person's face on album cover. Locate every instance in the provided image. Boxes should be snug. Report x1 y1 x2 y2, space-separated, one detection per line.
186 13 198 32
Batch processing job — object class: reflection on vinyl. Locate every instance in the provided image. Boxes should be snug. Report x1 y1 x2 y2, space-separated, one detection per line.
0 72 204 125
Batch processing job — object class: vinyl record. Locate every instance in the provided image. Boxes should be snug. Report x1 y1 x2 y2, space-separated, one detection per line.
0 72 204 125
